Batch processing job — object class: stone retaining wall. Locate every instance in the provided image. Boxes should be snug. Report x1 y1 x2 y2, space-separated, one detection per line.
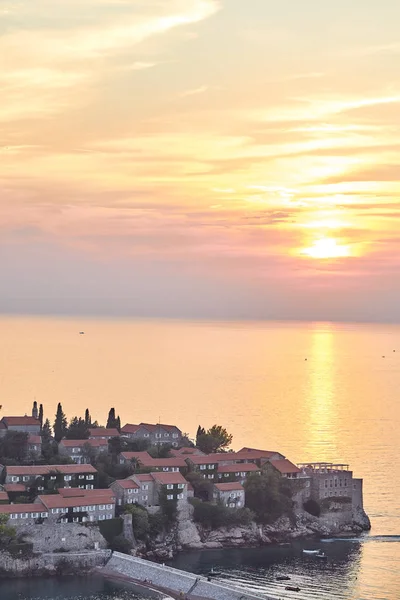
106 552 277 600
0 550 111 578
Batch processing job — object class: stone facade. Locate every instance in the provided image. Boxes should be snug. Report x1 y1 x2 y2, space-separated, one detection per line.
0 416 41 437
121 423 182 447
213 483 245 508
58 439 108 464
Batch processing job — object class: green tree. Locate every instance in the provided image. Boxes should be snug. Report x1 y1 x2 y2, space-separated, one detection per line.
186 471 213 501
159 488 178 524
244 471 293 524
0 514 16 546
53 403 68 442
38 404 44 430
124 505 150 539
196 424 233 454
0 431 29 462
65 416 89 440
84 409 91 427
106 408 120 429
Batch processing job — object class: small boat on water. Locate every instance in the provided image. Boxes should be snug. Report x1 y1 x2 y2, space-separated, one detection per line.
285 586 301 592
303 549 321 555
207 568 222 577
276 575 291 581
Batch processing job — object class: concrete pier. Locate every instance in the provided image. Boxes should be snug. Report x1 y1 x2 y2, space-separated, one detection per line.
103 552 278 600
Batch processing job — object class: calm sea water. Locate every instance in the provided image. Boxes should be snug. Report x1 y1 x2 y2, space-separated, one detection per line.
0 317 399 599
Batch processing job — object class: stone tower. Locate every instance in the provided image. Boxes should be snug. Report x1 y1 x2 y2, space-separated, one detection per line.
32 401 38 420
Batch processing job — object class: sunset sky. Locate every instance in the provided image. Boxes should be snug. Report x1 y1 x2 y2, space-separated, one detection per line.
1 0 400 321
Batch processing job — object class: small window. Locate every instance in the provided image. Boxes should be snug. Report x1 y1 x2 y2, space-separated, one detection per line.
106 514 112 519
128 489 133 494
177 494 183 500
167 484 174 490
163 468 169 472
200 465 206 470
177 484 184 489
99 505 106 510
142 495 148 501
167 495 173 500
235 472 240 477
64 475 72 481
208 475 214 480
87 475 94 480
41 512 48 518
50 476 57 480
79 475 84 479
142 485 149 490
133 488 138 494
164 433 170 437
106 504 113 510
38 486 44 491
12 477 19 482
144 433 149 438
172 433 178 438
224 474 229 478
52 509 58 514
23 476 29 482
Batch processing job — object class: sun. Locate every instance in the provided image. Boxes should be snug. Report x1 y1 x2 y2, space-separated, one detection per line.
301 237 351 259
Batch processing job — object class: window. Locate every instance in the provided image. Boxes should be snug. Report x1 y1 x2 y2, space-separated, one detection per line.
235 472 240 477
32 513 39 518
128 489 133 494
155 433 162 438
240 472 246 477
172 467 179 472
88 506 95 511
22 513 29 519
167 484 174 490
163 468 169 472
178 484 184 489
208 475 214 480
209 465 215 469
52 509 59 514
229 503 235 508
142 485 149 490
23 476 29 482
224 474 229 478
144 433 149 438
64 475 72 481
177 494 183 500
99 505 106 510
79 475 84 479
167 495 173 500
200 465 206 470
10 514 18 520
11 476 19 482
86 485 94 490
98 515 105 521
325 480 328 488
72 448 79 453
173 433 179 438
50 476 57 480
306 481 310 487
142 495 148 501
106 504 113 510
106 514 113 519
164 433 170 437
127 498 132 504
38 486 44 491
41 512 48 518
133 489 138 494
87 475 94 480
344 479 347 487
79 485 85 489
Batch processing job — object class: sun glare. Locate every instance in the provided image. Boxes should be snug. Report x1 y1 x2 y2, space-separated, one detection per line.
302 238 351 259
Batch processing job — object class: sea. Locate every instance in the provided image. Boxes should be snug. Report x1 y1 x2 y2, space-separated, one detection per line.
0 317 399 599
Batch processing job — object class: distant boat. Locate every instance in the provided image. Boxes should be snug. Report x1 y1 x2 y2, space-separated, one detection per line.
208 568 222 577
276 575 291 581
79 332 85 335
285 586 301 592
303 549 321 555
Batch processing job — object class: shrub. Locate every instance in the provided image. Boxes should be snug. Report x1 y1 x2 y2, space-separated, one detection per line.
244 471 294 524
190 499 254 529
98 517 123 543
148 512 167 536
124 505 150 540
303 498 321 517
109 534 132 554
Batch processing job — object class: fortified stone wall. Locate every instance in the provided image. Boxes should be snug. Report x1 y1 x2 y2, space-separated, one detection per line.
105 552 277 600
14 522 108 553
0 550 111 578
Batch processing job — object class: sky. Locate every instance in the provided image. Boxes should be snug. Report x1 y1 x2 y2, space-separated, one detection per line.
1 0 400 322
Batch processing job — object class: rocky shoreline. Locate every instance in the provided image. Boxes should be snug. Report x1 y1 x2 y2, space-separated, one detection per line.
139 503 371 561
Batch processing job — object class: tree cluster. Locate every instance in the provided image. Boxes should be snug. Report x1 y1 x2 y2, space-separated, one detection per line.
196 424 233 454
244 470 294 524
190 498 253 529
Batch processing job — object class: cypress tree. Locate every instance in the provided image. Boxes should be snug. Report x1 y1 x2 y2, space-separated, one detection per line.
85 408 91 427
116 416 121 432
38 404 44 430
106 408 117 429
53 403 68 442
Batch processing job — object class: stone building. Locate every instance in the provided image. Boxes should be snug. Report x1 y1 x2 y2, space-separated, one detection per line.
213 482 245 508
27 435 42 458
59 439 108 464
119 451 187 474
0 503 49 524
110 479 140 506
129 473 155 507
151 471 188 504
217 463 261 485
121 423 183 447
3 464 98 493
0 416 41 437
38 493 115 523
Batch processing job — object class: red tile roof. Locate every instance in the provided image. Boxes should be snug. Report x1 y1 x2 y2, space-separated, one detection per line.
0 492 9 502
60 439 108 448
58 488 115 499
170 447 204 456
150 471 187 486
0 503 45 514
121 424 140 434
6 465 97 476
237 448 283 459
28 435 42 444
4 484 27 493
121 452 186 468
39 495 115 509
113 479 139 490
218 463 260 474
132 474 154 483
186 453 235 465
2 416 40 427
88 428 119 437
120 451 152 462
214 482 244 491
269 459 301 475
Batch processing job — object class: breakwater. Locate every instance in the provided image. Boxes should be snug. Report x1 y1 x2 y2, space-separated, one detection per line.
103 552 278 600
0 550 111 578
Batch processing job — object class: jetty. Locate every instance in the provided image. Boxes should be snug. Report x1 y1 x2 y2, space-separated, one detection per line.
101 552 278 600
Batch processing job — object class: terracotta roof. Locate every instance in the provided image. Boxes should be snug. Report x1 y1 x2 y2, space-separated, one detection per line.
4 484 27 493
239 447 283 457
0 492 9 502
28 435 42 444
132 474 154 483
150 471 187 486
0 421 6 430
214 482 244 491
39 495 115 509
0 503 45 514
269 459 301 475
170 447 204 456
121 424 140 434
113 479 139 490
122 452 186 468
88 428 119 437
139 423 180 433
186 453 235 465
2 416 40 427
218 463 260 474
6 465 97 476
58 488 115 499
60 439 108 448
